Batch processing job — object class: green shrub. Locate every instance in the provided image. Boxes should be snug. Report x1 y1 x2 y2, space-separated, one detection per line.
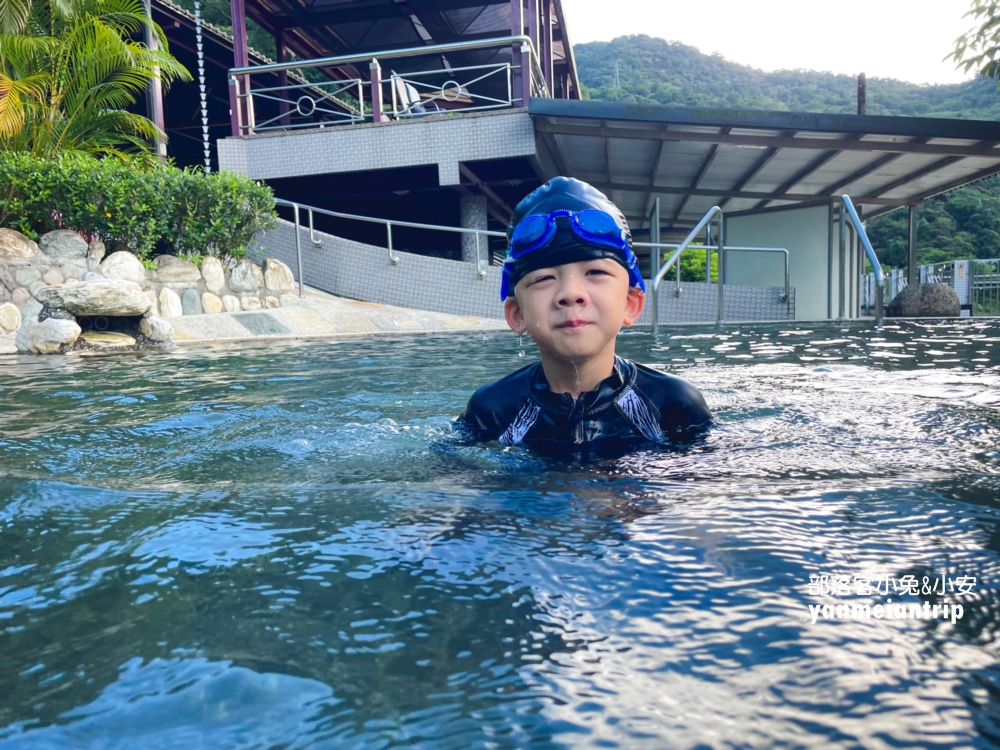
0 153 276 260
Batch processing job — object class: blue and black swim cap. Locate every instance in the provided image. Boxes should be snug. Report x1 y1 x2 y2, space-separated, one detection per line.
501 177 643 300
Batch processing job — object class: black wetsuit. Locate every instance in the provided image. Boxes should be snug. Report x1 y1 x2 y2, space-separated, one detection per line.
457 356 712 457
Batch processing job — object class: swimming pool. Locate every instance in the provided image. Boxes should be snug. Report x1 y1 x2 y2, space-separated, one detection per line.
1 321 999 748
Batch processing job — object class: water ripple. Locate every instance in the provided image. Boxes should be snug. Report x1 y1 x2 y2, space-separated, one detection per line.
1 321 1000 747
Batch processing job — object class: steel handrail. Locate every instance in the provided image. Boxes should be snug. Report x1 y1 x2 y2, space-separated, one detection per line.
840 194 884 326
230 35 549 99
645 243 791 304
275 198 505 281
645 206 724 333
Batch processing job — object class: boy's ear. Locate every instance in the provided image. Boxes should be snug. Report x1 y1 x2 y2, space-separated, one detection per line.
622 287 645 328
504 295 529 334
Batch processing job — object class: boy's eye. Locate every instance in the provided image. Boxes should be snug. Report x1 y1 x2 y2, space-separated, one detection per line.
528 274 554 285
586 268 610 276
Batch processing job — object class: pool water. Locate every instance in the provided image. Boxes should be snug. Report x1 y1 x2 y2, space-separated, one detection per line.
1 321 1000 748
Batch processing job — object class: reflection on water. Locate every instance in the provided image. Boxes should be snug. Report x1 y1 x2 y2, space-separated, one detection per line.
1 320 1000 748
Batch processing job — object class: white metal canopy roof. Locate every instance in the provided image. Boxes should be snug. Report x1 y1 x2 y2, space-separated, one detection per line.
529 98 1000 230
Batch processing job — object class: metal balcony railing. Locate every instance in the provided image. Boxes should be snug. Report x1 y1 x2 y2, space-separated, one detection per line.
248 79 365 133
390 63 512 119
229 35 548 137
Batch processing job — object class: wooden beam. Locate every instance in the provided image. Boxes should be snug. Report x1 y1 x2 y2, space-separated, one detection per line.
455 184 508 224
459 164 514 221
269 0 507 27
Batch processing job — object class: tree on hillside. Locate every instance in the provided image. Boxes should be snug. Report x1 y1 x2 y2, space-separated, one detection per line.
0 0 190 160
574 34 1000 266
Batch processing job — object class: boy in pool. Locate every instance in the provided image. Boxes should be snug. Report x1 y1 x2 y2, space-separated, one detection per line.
458 177 711 456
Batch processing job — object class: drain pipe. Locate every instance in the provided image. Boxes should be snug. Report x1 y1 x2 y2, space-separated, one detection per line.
293 203 305 298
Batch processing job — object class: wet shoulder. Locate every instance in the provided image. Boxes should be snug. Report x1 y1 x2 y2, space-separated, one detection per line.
629 361 712 431
460 362 539 432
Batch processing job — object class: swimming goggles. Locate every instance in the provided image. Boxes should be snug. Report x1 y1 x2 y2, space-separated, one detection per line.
501 209 645 299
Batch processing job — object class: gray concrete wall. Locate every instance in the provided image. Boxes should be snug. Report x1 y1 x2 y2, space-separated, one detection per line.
725 204 851 320
255 219 795 323
218 108 536 183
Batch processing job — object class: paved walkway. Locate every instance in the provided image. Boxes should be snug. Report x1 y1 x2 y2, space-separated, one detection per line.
0 287 508 354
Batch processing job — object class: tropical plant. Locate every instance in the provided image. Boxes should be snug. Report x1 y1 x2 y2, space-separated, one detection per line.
0 0 190 159
0 151 277 259
949 1 1000 81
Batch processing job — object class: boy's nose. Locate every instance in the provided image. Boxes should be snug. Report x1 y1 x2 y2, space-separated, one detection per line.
556 274 587 306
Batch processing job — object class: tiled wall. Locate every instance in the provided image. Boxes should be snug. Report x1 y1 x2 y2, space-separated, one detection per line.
255 220 504 318
218 108 536 182
256 219 796 323
645 280 795 323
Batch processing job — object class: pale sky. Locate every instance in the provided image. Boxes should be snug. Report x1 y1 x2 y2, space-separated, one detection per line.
562 0 978 85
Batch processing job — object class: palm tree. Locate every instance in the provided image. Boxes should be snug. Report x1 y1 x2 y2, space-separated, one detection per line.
0 0 190 159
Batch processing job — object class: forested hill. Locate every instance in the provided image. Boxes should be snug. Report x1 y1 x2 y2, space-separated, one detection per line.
573 36 1000 268
573 34 1000 118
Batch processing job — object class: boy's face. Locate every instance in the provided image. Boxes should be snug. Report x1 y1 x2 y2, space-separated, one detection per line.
504 258 645 365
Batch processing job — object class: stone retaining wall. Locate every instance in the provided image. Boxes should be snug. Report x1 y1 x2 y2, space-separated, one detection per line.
0 227 299 353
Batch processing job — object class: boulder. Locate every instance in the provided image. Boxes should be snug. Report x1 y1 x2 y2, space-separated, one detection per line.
201 256 225 293
21 299 42 323
39 306 75 321
279 294 301 307
88 240 106 264
0 303 21 333
154 255 202 283
61 260 88 280
0 287 8 304
229 259 264 293
222 295 241 313
181 288 202 315
139 315 174 342
100 251 146 284
39 230 88 260
240 296 261 311
28 280 45 299
15 267 41 287
79 331 136 349
0 228 39 259
21 299 41 322
15 316 81 354
263 295 280 309
42 269 64 286
82 271 104 282
886 283 961 318
11 288 30 307
159 288 183 318
202 292 223 314
0 267 16 291
264 258 295 293
36 279 151 316
144 289 159 316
